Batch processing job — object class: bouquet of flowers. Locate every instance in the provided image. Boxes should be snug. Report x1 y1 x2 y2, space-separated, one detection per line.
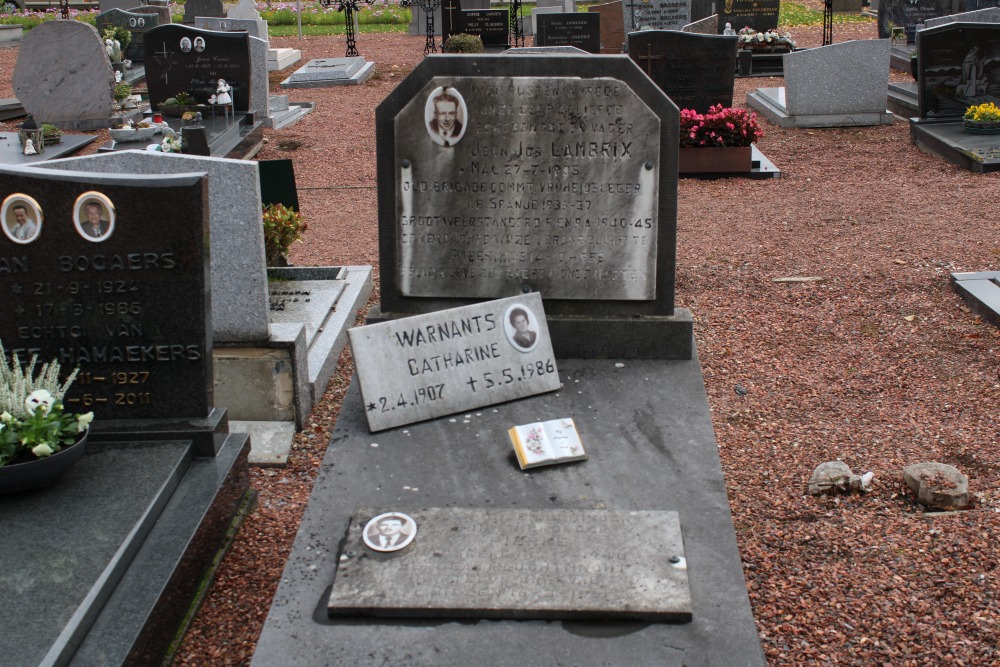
679 105 764 148
0 342 93 467
737 26 795 51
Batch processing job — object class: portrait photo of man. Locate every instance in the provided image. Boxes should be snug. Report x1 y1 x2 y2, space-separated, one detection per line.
363 512 417 552
425 86 467 147
73 192 115 242
505 305 538 352
180 36 192 52
193 36 206 53
1 194 42 244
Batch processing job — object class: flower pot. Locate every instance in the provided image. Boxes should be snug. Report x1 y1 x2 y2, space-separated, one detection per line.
679 146 752 174
738 49 752 76
963 120 1000 135
0 430 88 495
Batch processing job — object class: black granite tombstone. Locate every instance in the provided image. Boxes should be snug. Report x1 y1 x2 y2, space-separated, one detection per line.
629 30 738 113
144 24 253 113
536 13 601 52
182 0 225 24
878 0 952 41
961 0 1000 9
461 9 510 47
0 165 211 423
717 0 780 33
441 0 462 45
917 22 1000 119
258 159 300 212
96 7 160 62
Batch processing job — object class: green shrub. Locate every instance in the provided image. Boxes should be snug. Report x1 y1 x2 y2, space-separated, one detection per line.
443 33 484 53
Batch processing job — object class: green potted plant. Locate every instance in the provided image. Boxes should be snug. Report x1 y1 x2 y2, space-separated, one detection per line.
678 104 764 175
0 342 94 494
443 33 485 54
262 203 308 266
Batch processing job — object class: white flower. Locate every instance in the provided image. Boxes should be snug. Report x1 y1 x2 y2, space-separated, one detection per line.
0 411 11 423
31 443 54 457
756 32 764 41
77 412 94 432
25 389 54 415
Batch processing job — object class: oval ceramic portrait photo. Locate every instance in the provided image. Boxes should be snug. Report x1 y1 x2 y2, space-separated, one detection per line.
363 512 417 553
424 86 467 147
180 36 192 52
504 303 539 353
1 193 43 245
73 192 116 242
194 36 206 52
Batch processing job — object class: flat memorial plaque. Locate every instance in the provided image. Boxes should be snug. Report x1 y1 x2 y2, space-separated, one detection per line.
349 293 560 431
329 507 692 621
395 76 659 300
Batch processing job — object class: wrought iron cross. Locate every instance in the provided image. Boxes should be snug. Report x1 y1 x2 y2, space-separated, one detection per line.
509 0 525 48
402 0 442 55
322 0 373 57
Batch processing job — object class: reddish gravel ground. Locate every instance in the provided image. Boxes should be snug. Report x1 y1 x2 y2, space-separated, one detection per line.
2 18 998 666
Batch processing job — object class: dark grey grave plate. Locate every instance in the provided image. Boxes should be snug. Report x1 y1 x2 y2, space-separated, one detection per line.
96 8 159 62
951 271 1000 327
0 440 191 667
0 132 96 164
536 13 601 53
717 0 779 32
628 30 738 113
462 9 510 47
252 355 765 666
330 507 691 621
144 24 252 112
910 119 1000 173
917 23 1000 120
878 0 951 40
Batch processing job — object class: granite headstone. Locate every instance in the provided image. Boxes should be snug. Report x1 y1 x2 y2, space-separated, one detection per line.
717 0 780 33
329 507 692 621
144 24 253 112
536 13 601 52
441 0 462 44
12 21 114 124
878 0 952 41
923 6 1000 27
37 152 270 343
623 0 693 32
461 9 510 47
917 22 1000 119
592 0 626 53
629 30 738 113
349 293 560 431
130 4 173 28
183 0 226 25
195 16 268 41
682 12 719 33
0 164 212 421
96 8 160 62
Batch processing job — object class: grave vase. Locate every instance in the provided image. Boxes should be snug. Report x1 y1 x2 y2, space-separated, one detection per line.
737 49 752 75
678 145 752 174
0 430 89 495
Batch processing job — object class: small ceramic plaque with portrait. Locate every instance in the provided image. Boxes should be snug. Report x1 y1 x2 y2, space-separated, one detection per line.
424 85 468 147
363 512 417 552
73 192 116 242
1 194 43 244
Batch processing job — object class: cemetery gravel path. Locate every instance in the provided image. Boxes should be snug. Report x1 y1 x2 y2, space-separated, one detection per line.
2 23 998 667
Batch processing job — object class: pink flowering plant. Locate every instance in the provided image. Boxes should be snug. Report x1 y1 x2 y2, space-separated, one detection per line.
679 105 764 148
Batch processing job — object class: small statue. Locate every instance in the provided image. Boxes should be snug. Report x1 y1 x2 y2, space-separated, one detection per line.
23 138 36 155
723 22 736 36
115 69 123 83
215 79 232 107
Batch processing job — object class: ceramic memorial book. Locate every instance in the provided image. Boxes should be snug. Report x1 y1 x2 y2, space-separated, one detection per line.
348 293 561 431
509 417 587 469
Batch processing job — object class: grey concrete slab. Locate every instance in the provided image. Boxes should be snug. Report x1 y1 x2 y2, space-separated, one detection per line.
329 507 692 621
232 420 295 466
253 351 765 667
747 86 894 128
951 271 1000 327
269 280 346 349
280 57 375 88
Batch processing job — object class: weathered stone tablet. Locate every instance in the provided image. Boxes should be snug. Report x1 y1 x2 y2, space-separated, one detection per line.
393 76 660 301
348 293 560 431
329 507 692 622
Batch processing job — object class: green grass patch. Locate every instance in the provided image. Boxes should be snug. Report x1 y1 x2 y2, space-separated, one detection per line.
779 1 875 26
269 22 407 36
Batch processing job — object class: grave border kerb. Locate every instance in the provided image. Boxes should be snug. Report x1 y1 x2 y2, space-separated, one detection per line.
375 54 680 319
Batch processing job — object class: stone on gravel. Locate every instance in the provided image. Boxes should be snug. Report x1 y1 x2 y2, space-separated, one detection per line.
807 461 874 495
902 462 969 510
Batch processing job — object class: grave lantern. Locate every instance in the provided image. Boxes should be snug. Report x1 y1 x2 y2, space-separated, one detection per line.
18 115 44 155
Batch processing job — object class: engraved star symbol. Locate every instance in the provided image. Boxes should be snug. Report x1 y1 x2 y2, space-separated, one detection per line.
12 283 23 294
14 305 25 315
367 402 377 412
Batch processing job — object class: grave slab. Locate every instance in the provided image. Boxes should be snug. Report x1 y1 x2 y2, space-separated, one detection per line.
280 56 375 88
232 419 296 466
951 271 1000 327
253 354 765 666
749 87 894 127
628 30 738 113
268 47 303 71
329 507 692 621
0 132 97 164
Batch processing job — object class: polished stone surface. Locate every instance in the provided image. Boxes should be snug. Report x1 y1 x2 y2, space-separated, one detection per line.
628 30 738 113
37 150 270 343
535 13 600 52
13 21 115 123
196 15 268 41
924 6 1000 27
349 293 561 431
182 0 225 24
253 353 765 666
591 1 625 53
718 0 779 32
878 0 950 39
917 22 1000 120
329 507 692 621
97 7 160 62
951 271 1000 327
280 57 376 88
269 280 345 347
0 132 96 164
681 13 719 34
910 119 1000 173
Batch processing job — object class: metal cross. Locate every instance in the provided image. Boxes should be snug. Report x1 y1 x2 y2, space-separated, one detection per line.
636 44 662 76
509 0 525 48
403 0 442 54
